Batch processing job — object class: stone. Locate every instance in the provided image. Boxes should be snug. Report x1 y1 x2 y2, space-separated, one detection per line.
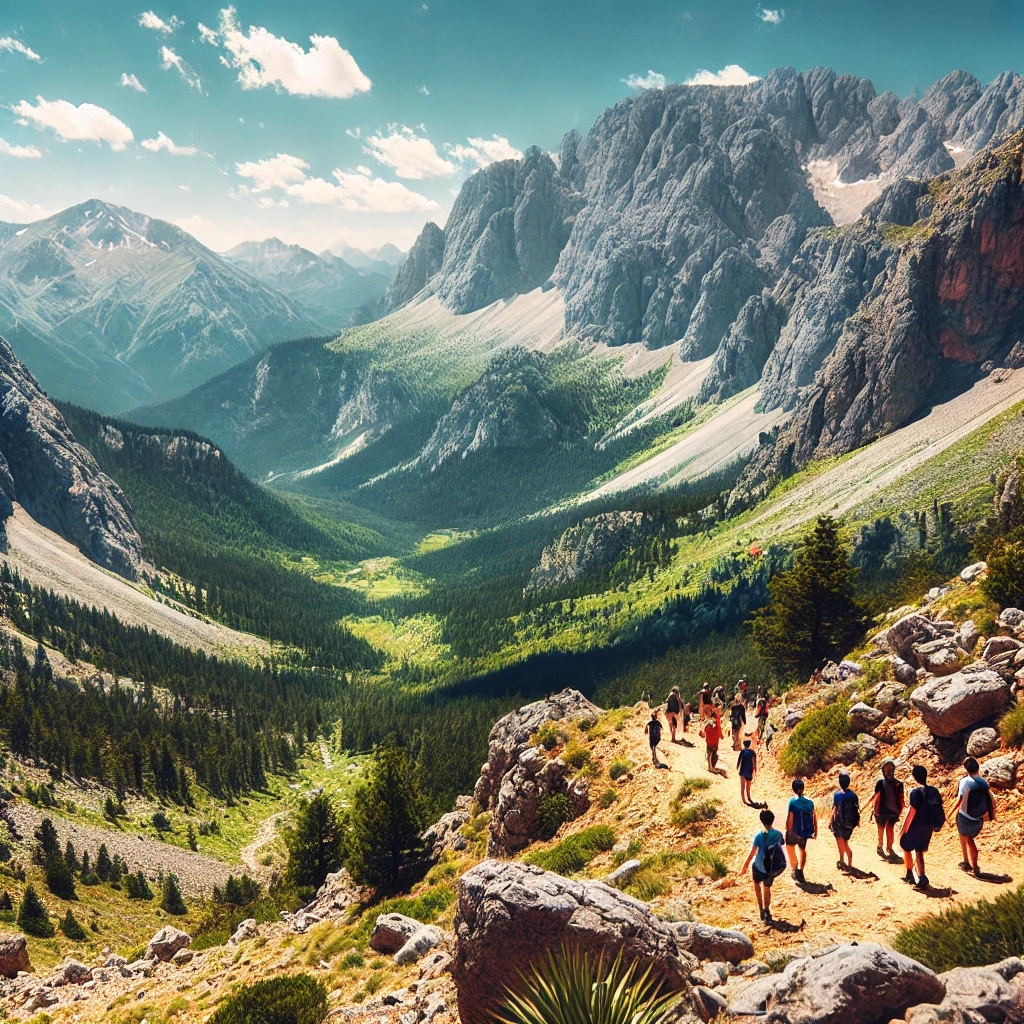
606 859 642 888
451 860 693 1024
833 733 879 765
228 919 259 946
421 802 471 861
370 914 423 955
980 755 1017 790
847 702 886 732
418 951 451 981
938 964 1021 1020
670 922 754 965
959 621 981 654
0 933 29 978
26 988 59 1010
894 658 919 686
691 985 728 1021
875 681 909 717
51 959 92 986
839 660 864 677
785 710 806 730
170 948 193 965
982 636 1023 662
998 608 1024 629
887 614 956 666
145 926 190 963
966 728 1001 757
300 868 361 922
960 562 987 583
910 671 1011 737
105 954 127 968
914 638 968 677
394 925 447 967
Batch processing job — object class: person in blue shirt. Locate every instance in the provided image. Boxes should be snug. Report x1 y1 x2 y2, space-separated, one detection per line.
955 756 995 876
740 808 786 923
829 772 860 872
737 739 757 806
785 779 818 883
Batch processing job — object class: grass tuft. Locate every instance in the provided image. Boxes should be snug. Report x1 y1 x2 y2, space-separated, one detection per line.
524 825 616 875
778 701 853 776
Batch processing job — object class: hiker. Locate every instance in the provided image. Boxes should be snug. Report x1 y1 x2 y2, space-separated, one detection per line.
872 758 905 859
754 691 770 746
740 808 787 923
729 695 746 751
698 683 712 722
955 756 995 876
665 686 683 743
737 738 757 806
900 764 946 890
738 678 749 705
644 710 664 767
682 701 692 734
829 772 860 871
700 707 723 773
713 684 726 706
785 778 817 882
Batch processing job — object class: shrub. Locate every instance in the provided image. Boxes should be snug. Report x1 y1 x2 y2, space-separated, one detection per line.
524 825 615 875
893 884 1024 972
599 788 619 809
999 703 1024 748
608 758 633 781
162 874 187 915
982 540 1024 608
610 836 643 867
152 811 172 832
60 909 88 941
680 845 728 879
561 740 591 771
209 974 329 1024
670 798 720 829
533 723 564 751
341 951 364 969
535 794 573 840
778 701 853 776
125 870 154 900
624 869 670 901
672 777 710 801
17 885 53 938
353 885 456 942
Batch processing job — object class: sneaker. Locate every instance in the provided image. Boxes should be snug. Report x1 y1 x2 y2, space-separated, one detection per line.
902 870 915 884
837 860 847 872
960 860 972 873
915 875 929 890
793 868 805 883
876 845 886 859
764 908 773 922
759 908 767 922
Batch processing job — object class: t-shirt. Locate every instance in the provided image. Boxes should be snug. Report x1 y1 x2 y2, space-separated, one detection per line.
833 789 859 826
788 795 815 835
666 692 682 714
699 689 711 706
874 776 903 817
730 705 746 729
738 748 756 775
646 719 663 745
752 828 785 873
957 775 991 821
703 718 723 746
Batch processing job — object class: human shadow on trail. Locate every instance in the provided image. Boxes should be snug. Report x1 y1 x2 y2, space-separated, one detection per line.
795 879 834 895
844 866 879 881
917 884 955 898
766 917 806 933
974 871 1013 884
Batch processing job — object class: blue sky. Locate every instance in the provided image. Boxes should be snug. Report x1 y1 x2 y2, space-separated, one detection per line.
0 0 1020 253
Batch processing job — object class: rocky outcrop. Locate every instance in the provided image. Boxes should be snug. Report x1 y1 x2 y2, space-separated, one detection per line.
0 933 28 978
0 337 148 580
451 860 693 1024
381 222 445 314
910 670 1011 737
669 922 754 965
394 925 448 967
370 913 423 955
847 702 886 733
145 926 190 962
281 868 362 934
421 796 472 861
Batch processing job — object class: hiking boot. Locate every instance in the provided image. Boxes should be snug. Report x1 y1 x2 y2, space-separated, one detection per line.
902 870 915 884
960 860 972 873
764 908 773 922
836 860 847 872
793 868 805 883
759 908 767 922
876 845 886 859
915 875 929 890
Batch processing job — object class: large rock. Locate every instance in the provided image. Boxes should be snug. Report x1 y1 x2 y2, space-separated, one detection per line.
875 681 910 718
0 932 28 978
394 925 448 967
847 702 886 732
451 860 693 1024
421 797 471 861
980 755 1017 790
938 963 1023 1021
910 670 1011 737
228 919 259 946
887 614 956 666
669 921 754 965
998 608 1024 629
959 620 981 654
145 926 190 962
370 913 423 955
966 727 1001 757
727 942 945 1024
960 562 987 582
915 638 969 677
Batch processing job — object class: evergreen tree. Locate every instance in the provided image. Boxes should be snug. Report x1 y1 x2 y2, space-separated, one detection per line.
344 741 428 893
125 870 153 900
0 890 12 911
33 818 59 864
59 908 87 940
160 874 187 915
284 793 344 889
45 849 77 900
64 839 79 873
17 885 54 937
95 843 112 882
187 823 198 851
749 515 868 680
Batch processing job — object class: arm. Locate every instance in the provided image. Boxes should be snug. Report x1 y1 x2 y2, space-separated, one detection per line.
751 753 757 775
812 809 818 839
872 786 881 816
740 841 758 874
786 808 793 835
900 804 916 836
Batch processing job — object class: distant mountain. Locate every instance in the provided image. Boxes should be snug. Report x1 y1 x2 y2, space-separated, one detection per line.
0 201 324 414
325 240 405 278
221 237 390 329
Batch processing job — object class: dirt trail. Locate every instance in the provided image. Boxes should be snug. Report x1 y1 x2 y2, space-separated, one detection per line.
614 709 1024 950
239 810 288 874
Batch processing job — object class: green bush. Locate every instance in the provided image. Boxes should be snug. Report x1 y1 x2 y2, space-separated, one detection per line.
524 825 616 875
125 870 154 900
608 758 633 781
341 951 364 969
982 540 1024 608
624 869 670 901
999 703 1024 747
209 974 328 1024
778 701 853 776
672 778 711 801
161 874 187 915
59 909 88 941
893 884 1024 972
561 740 591 770
16 885 53 938
353 884 456 942
533 723 564 751
598 788 619 809
535 794 573 840
670 798 720 829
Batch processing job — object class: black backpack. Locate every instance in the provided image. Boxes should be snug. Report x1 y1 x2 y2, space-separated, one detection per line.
762 836 787 878
965 781 993 819
666 693 681 714
836 792 860 829
924 786 946 831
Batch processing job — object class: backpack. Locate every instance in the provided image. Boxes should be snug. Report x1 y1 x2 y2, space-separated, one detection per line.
761 835 787 878
965 779 993 819
756 698 768 718
836 792 860 829
792 800 816 838
925 786 946 831
666 693 681 714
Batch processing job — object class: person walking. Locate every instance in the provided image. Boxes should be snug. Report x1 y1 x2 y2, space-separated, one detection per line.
740 809 787 923
644 710 665 767
900 764 946 890
682 701 692 734
700 707 723 773
665 686 683 743
955 757 995 876
829 772 860 871
785 778 817 882
754 691 770 747
737 739 757 806
872 758 905 860
698 683 712 722
738 678 749 705
729 695 746 751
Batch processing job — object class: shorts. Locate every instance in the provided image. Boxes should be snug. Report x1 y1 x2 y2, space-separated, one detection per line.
956 812 983 839
873 813 899 828
831 823 853 841
785 831 808 849
751 866 775 886
739 769 754 780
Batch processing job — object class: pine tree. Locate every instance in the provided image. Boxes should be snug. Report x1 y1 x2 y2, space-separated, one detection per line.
45 850 77 900
17 885 54 938
0 890 12 911
33 818 59 864
750 515 868 679
284 793 344 889
60 908 87 940
344 741 428 893
186 823 198 851
125 870 153 900
161 874 187 915
95 843 112 882
64 839 79 873
80 851 99 885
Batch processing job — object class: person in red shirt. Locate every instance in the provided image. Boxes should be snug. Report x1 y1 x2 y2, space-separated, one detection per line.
700 708 724 772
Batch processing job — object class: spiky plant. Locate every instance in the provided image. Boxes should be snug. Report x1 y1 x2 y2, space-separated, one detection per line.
494 945 682 1024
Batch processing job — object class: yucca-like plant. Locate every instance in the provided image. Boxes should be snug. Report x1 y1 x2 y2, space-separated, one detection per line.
494 945 683 1024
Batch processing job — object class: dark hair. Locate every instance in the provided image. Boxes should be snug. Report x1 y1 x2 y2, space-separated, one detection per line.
964 757 979 774
759 809 775 828
912 765 927 785
743 739 752 748
838 772 851 789
792 778 804 793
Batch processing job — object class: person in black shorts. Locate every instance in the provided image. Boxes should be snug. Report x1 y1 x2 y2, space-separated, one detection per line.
829 772 860 871
872 758 904 859
785 778 817 882
665 686 683 743
900 764 945 889
644 710 664 767
740 808 786 922
682 701 692 733
729 694 746 751
737 739 757 806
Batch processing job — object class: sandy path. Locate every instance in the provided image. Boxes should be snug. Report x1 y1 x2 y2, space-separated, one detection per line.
239 810 288 875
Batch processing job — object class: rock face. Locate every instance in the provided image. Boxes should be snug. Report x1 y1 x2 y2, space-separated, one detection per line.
847 702 886 733
370 914 423 955
0 337 148 580
451 860 693 1024
421 796 472 861
910 670 1011 737
380 222 445 314
669 922 754 965
145 926 190 962
0 933 28 978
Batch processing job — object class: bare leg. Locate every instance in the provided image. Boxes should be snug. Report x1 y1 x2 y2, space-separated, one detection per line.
753 879 764 912
884 822 896 855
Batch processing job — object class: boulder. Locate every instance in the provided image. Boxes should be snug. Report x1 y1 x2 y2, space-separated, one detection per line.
370 913 423 955
839 660 863 678
145 926 190 962
394 925 448 966
833 733 879 765
228 919 259 945
170 947 193 965
980 755 1017 790
52 959 92 986
894 658 919 686
0 933 28 978
960 562 987 583
958 620 981 653
785 710 806 730
727 942 945 1024
998 608 1024 629
691 985 728 1021
966 727 1001 757
422 800 471 860
914 638 967 676
606 859 641 888
888 614 956 666
848 702 886 732
982 637 1023 662
875 681 909 718
300 868 361 921
910 671 1010 737
670 921 754 965
451 860 693 1024
938 963 1022 1020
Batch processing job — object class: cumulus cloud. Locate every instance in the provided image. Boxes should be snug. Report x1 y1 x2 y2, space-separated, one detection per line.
447 134 522 169
0 37 42 61
622 70 666 90
138 11 181 33
120 72 147 92
197 22 218 44
234 152 310 191
207 7 371 99
11 96 134 151
161 46 201 89
418 84 430 96
362 125 455 179
685 64 759 87
0 137 43 158
0 194 53 222
255 196 289 208
174 215 211 234
141 131 198 155
759 8 784 23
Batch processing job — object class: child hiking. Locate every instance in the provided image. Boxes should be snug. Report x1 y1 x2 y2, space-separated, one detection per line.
741 809 787 923
700 707 723 773
665 686 683 743
900 764 946 890
754 691 770 746
737 739 757 805
645 710 665 768
729 695 746 751
829 772 860 871
872 758 905 860
785 778 817 883
955 756 995 877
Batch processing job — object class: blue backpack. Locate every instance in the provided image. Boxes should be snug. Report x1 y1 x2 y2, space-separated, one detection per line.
791 799 815 838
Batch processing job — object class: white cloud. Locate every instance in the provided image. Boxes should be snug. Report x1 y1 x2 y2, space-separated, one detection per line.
178 184 191 191
209 7 371 99
759 7 784 23
418 84 430 96
174 214 211 234
141 131 198 156
362 125 455 179
0 137 42 158
197 22 218 44
161 46 201 89
622 70 666 90
0 37 42 62
11 96 134 151
447 134 523 170
0 194 54 222
234 152 310 191
138 11 181 33
255 196 289 208
685 64 760 87
120 72 147 92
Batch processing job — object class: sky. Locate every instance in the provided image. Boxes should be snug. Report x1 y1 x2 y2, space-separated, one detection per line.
0 0 1021 254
